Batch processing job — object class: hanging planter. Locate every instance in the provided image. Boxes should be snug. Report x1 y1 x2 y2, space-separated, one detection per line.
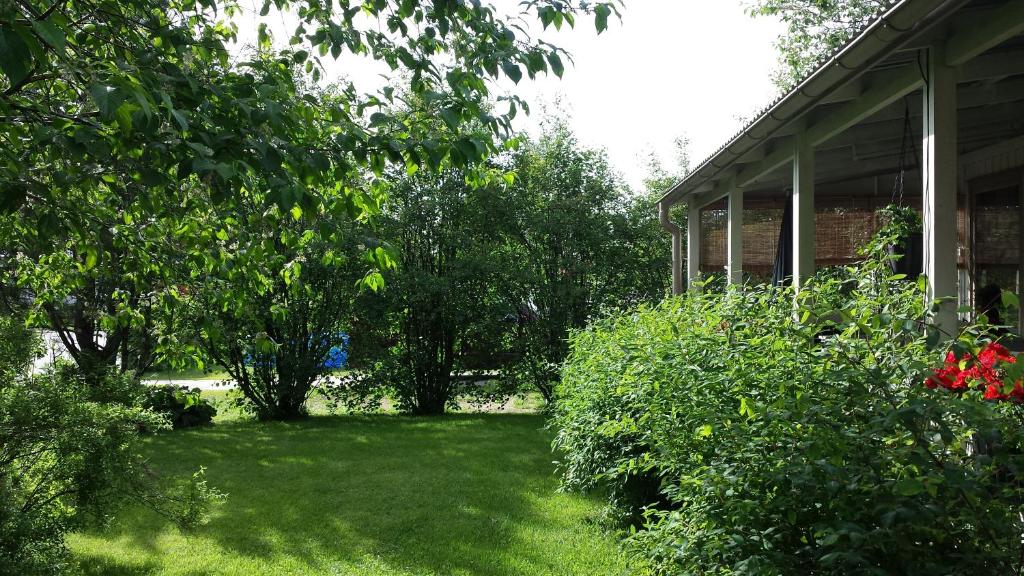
889 231 924 277
876 205 923 279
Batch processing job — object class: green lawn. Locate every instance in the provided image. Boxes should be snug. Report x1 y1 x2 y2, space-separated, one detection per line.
69 414 631 576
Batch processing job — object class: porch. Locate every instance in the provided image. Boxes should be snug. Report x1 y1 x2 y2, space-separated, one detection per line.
659 0 1024 338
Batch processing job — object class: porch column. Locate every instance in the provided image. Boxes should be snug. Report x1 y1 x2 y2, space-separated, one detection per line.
793 131 815 291
923 45 958 337
727 187 744 285
687 203 701 289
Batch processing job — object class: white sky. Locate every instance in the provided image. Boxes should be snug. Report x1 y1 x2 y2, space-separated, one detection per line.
232 1 785 190
497 0 785 189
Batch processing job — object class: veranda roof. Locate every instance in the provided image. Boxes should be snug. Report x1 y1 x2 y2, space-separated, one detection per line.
659 0 1024 207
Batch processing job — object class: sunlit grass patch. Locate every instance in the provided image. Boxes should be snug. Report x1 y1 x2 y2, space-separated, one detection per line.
70 414 629 576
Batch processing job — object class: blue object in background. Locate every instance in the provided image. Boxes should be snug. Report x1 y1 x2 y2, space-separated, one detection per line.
323 334 349 369
244 333 348 370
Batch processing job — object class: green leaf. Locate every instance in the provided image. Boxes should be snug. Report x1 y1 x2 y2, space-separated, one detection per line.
90 84 116 119
439 107 460 130
186 141 214 157
171 109 189 131
84 246 98 271
31 20 66 52
595 4 611 34
1002 289 1019 310
501 61 522 83
738 397 756 419
257 23 270 50
361 271 385 292
893 478 924 496
0 24 36 86
546 52 564 77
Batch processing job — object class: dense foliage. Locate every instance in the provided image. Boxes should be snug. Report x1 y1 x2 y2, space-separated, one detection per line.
345 168 517 414
0 316 219 575
1 0 617 389
553 240 1024 574
180 173 374 420
1 0 626 571
747 0 891 89
333 119 671 414
141 384 217 429
503 120 671 402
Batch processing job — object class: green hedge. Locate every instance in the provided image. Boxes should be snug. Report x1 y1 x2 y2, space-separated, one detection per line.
553 260 1024 574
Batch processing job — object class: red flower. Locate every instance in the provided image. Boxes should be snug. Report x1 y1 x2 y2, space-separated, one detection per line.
979 343 1014 369
1011 382 1024 403
924 343 1021 402
925 351 963 390
984 384 1008 401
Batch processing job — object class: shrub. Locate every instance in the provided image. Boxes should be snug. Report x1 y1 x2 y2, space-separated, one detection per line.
1 315 222 575
142 385 217 429
189 243 361 421
352 168 517 415
552 251 1024 573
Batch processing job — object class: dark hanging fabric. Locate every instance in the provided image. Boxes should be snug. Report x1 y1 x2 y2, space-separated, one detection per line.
772 194 793 286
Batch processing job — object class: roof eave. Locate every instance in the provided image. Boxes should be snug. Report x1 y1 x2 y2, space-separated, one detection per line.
658 0 967 208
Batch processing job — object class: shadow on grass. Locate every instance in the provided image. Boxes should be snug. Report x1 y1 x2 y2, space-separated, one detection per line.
74 414 621 576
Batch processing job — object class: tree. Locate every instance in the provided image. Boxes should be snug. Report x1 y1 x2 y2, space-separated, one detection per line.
1 0 619 377
747 0 890 89
504 119 670 402
354 168 517 415
0 0 623 562
185 197 373 421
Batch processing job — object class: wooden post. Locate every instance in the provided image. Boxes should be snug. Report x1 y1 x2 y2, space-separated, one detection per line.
727 187 744 286
793 130 816 291
923 45 959 338
687 203 701 289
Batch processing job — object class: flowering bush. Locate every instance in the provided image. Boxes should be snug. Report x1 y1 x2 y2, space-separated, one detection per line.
553 251 1024 574
925 342 1024 401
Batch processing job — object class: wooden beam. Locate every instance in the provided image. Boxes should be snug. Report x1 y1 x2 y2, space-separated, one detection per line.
806 64 923 147
736 144 795 189
659 202 683 295
817 98 1024 155
958 48 1024 81
736 64 923 188
946 0 1024 67
923 45 959 337
689 171 739 209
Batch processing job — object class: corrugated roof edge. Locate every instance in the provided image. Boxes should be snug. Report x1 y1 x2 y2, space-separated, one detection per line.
657 0 966 206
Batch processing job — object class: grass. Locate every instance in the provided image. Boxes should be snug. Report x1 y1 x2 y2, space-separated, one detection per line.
191 389 549 423
69 412 631 576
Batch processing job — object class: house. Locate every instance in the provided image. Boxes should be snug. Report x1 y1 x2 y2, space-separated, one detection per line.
658 0 1024 338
